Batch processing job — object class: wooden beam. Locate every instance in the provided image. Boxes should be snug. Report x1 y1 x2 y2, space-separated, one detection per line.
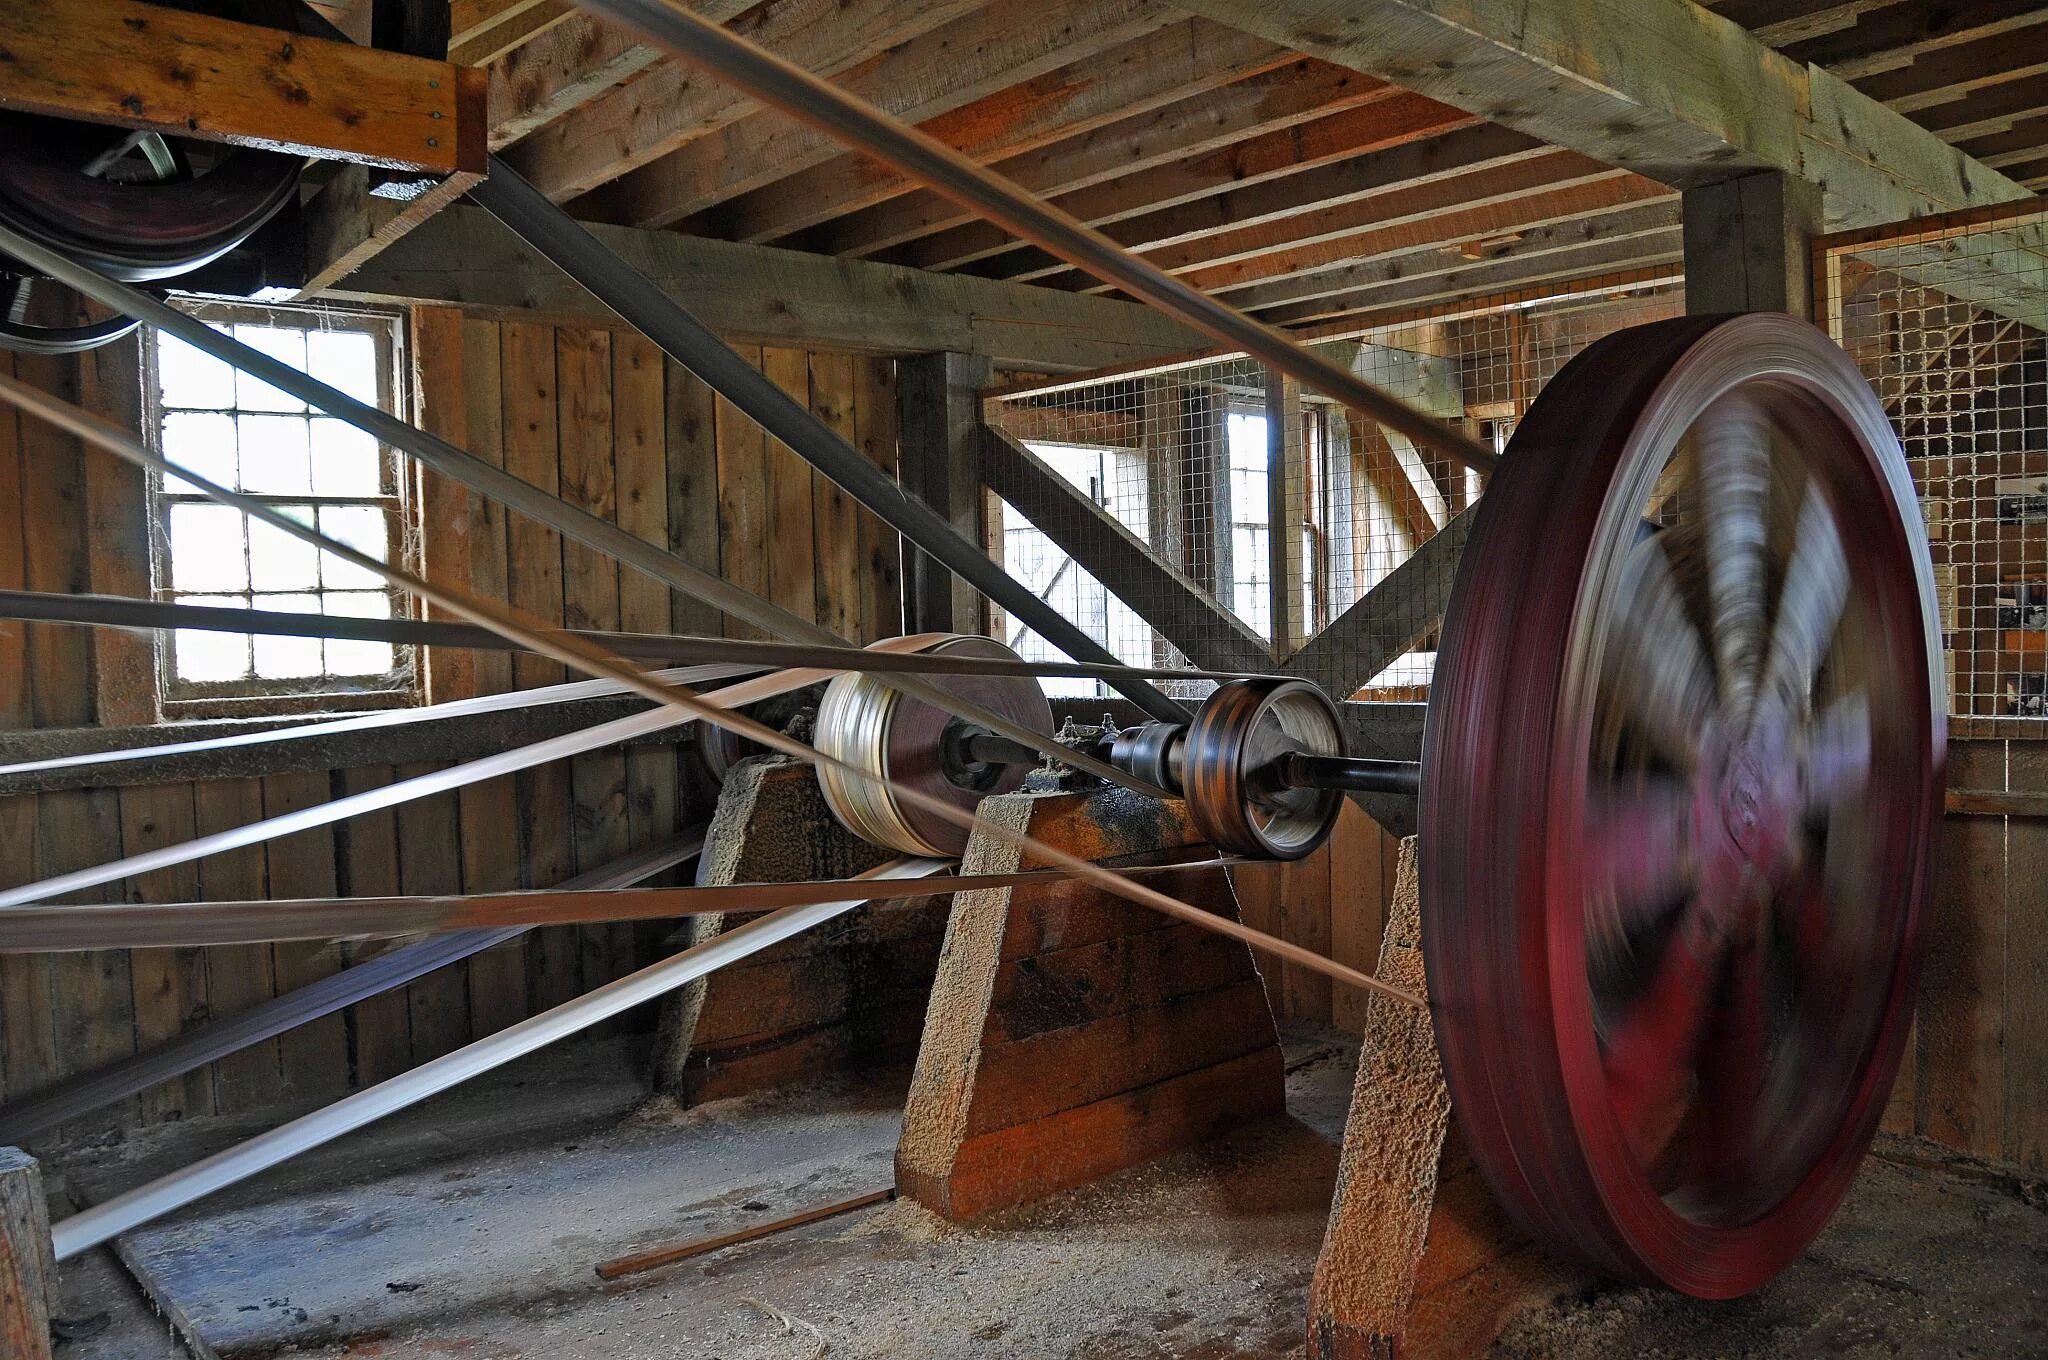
900 353 995 635
503 0 987 201
295 166 487 297
1683 169 1824 317
0 1149 52 1360
0 0 486 174
1771 0 2048 80
585 1 1194 231
807 58 1386 266
1284 506 1474 700
1171 0 2031 229
981 427 1272 676
322 206 1210 370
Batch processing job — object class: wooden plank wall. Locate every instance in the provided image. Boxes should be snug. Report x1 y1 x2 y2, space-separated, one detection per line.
0 315 902 1148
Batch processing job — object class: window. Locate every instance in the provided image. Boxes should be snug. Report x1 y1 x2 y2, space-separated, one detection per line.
1000 442 1157 698
1226 410 1271 639
148 305 415 711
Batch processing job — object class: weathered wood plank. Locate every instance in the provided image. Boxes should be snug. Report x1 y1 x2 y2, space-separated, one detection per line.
262 773 348 1102
338 766 412 1085
761 348 819 627
193 779 280 1112
1919 740 2007 1157
412 306 480 703
460 773 528 1037
853 358 903 643
663 357 724 640
898 353 992 635
2005 742 2047 1169
397 762 471 1061
499 321 566 688
461 315 514 698
41 787 132 1136
807 352 864 642
0 0 487 173
118 783 212 1126
78 337 155 729
714 344 770 642
0 355 27 733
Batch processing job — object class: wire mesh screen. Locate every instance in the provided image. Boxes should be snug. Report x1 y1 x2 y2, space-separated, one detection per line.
1821 203 2048 734
985 280 1685 701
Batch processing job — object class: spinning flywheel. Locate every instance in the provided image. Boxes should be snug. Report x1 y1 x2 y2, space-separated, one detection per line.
1419 312 1943 1297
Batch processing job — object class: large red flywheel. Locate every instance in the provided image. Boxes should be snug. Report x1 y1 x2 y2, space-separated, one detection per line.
1420 312 1944 1297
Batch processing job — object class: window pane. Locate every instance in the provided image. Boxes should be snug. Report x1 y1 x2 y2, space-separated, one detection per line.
169 504 248 591
308 418 382 497
317 505 389 589
323 591 396 677
306 330 379 406
158 331 234 410
232 325 308 412
237 414 313 495
252 592 323 680
248 511 320 590
160 411 237 494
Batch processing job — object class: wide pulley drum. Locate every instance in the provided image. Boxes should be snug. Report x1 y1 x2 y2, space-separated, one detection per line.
1421 313 1943 1297
814 634 1054 857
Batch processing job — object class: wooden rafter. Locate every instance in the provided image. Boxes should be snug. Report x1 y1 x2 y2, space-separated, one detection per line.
502 0 988 201
581 1 1201 231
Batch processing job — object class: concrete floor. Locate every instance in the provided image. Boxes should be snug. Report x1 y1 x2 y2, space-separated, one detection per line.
50 1031 2048 1359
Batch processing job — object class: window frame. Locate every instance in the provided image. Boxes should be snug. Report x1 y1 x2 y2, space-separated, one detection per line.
143 300 422 718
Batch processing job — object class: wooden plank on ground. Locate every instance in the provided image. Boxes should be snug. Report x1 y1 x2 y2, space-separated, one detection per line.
0 0 486 173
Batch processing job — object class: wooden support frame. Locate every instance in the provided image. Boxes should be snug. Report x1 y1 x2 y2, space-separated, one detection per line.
0 0 486 175
896 787 1284 1221
1284 506 1475 702
899 353 995 635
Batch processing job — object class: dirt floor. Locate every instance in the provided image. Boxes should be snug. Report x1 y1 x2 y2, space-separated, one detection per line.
46 1030 2048 1359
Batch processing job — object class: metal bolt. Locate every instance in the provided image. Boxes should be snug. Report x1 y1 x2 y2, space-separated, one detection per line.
429 79 440 90
427 137 440 148
430 110 443 119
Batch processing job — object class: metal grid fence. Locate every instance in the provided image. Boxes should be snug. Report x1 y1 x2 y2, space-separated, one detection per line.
1819 200 2048 734
986 278 1686 701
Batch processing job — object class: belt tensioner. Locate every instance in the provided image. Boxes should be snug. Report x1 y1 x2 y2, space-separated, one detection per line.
805 314 1941 1300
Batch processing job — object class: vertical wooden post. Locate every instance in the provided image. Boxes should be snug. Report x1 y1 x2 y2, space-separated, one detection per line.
0 1148 54 1360
1265 371 1304 657
1681 170 1823 319
898 351 993 635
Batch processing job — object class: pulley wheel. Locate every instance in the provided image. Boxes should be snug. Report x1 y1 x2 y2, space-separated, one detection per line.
1183 677 1346 860
814 634 1053 857
1421 313 1942 1297
0 1 302 289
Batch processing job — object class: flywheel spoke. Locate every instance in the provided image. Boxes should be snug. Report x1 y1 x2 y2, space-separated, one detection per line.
1699 921 1772 1192
1584 775 1696 938
1761 484 1850 717
1802 692 1872 819
1693 394 1774 717
1602 916 1721 1159
1602 536 1717 770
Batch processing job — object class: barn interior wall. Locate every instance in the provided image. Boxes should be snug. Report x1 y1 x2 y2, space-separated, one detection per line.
0 311 904 1148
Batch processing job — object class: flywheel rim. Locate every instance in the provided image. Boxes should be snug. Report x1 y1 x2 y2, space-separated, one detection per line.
1420 313 1942 1298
